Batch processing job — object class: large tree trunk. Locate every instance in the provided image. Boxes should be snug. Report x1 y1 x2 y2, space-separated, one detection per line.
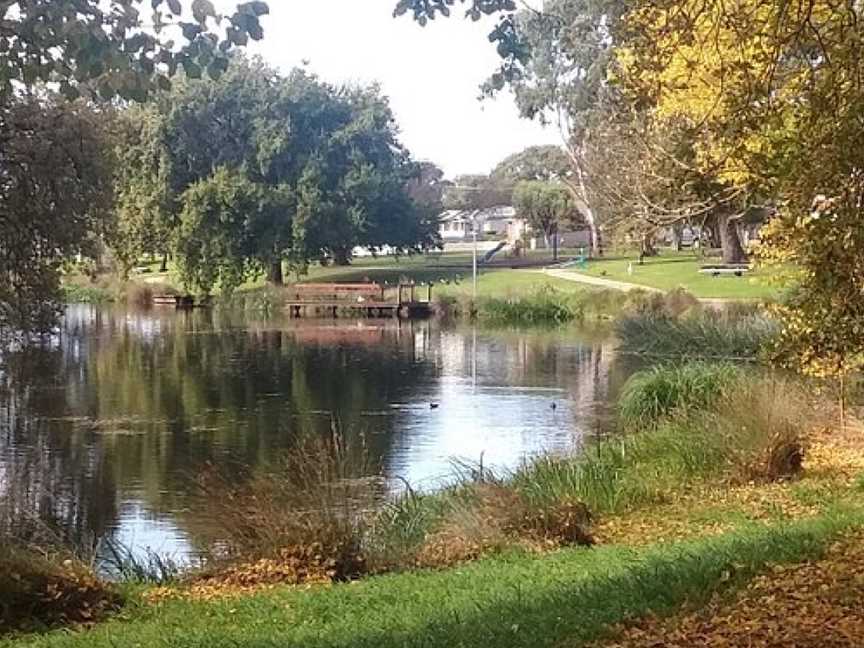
564 138 602 259
267 261 284 286
671 224 684 252
718 213 748 264
333 247 352 267
573 159 601 259
638 233 658 264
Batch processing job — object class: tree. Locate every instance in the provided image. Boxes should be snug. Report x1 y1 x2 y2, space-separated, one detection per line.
0 96 114 335
512 181 575 261
174 167 292 292
0 0 269 101
615 0 864 402
115 58 436 292
111 104 174 272
0 0 268 336
397 0 626 258
443 174 512 211
406 161 446 208
579 109 753 262
492 145 571 183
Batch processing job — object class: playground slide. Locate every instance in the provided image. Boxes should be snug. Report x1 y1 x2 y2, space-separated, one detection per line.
481 241 508 264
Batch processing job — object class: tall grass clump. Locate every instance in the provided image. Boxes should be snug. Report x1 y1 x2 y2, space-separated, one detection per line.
367 459 593 572
511 376 810 514
616 308 779 360
339 374 812 572
100 541 183 585
618 363 744 429
193 431 380 584
478 286 583 326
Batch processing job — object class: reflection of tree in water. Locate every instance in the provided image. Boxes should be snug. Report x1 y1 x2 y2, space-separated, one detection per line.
433 326 640 432
1 306 436 549
0 344 119 549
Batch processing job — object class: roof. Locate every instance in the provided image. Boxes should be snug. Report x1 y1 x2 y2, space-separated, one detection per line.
438 206 517 223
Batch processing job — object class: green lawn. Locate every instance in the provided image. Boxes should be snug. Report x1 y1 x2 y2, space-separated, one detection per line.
5 511 861 648
74 250 786 304
570 252 786 300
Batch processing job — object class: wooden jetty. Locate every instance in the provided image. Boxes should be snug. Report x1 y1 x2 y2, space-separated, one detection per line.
152 295 212 309
285 282 433 319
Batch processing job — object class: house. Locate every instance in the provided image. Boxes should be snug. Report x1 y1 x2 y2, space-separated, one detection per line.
438 207 523 242
438 206 590 250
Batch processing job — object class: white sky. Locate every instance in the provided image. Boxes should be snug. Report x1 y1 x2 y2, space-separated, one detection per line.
214 0 561 178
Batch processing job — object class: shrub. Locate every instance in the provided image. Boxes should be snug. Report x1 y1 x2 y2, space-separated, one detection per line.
0 548 121 635
219 286 285 315
618 363 744 428
0 464 123 634
125 282 177 308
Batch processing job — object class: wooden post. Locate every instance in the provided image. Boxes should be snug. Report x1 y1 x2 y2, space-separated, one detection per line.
427 283 432 303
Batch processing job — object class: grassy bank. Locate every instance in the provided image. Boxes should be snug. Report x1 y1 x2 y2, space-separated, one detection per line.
5 511 862 648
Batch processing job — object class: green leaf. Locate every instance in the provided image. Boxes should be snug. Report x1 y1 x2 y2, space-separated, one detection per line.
238 2 269 17
182 60 202 78
180 22 202 41
192 0 216 23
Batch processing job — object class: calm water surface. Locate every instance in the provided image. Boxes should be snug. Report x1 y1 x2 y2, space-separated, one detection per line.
0 306 640 561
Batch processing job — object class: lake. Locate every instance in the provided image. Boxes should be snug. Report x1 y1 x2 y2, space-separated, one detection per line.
0 306 640 563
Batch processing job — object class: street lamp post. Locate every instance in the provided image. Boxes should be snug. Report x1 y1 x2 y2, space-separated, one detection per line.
472 211 479 301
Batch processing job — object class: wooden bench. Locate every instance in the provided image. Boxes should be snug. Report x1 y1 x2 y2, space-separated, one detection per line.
290 283 386 303
286 282 434 319
152 294 210 309
699 264 751 277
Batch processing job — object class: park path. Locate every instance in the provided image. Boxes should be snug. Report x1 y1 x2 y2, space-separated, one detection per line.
538 268 664 293
539 268 757 306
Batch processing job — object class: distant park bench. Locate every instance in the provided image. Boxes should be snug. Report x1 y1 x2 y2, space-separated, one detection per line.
699 264 752 277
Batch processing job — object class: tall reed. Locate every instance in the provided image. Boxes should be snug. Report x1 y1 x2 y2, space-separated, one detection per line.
618 363 744 429
616 309 778 360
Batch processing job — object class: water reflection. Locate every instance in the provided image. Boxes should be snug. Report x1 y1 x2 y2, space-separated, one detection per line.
0 306 639 561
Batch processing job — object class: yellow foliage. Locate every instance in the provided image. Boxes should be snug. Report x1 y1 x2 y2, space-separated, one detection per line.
618 0 864 379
